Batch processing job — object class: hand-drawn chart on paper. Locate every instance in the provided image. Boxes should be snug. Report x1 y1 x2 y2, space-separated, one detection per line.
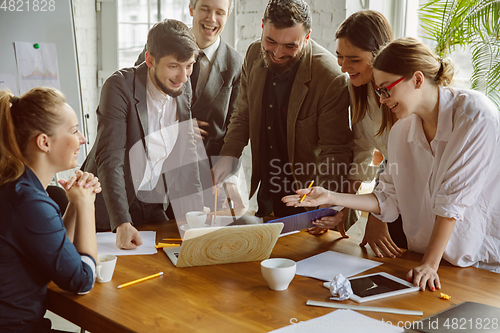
14 42 61 94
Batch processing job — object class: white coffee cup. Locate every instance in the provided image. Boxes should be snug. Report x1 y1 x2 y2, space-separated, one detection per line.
261 258 296 291
96 254 117 283
186 211 207 228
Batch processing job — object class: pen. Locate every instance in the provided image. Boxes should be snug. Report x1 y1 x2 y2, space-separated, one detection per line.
117 272 163 289
300 180 314 202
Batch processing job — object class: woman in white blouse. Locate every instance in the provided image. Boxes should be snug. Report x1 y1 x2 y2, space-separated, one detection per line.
284 37 500 291
310 10 404 259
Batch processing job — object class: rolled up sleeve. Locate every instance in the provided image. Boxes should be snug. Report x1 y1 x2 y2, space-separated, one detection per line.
372 161 400 222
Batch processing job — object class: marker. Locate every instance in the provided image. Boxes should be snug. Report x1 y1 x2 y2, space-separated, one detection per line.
117 272 163 289
300 180 314 203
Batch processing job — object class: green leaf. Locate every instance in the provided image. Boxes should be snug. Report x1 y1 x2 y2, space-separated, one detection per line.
419 0 500 108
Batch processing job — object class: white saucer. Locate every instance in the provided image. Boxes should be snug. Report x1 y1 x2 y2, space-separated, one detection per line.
180 224 210 231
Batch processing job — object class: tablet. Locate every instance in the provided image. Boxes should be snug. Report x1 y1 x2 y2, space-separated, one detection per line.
348 272 419 303
266 206 343 234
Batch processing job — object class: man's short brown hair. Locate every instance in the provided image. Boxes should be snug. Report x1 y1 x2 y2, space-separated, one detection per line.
146 19 198 62
263 0 312 32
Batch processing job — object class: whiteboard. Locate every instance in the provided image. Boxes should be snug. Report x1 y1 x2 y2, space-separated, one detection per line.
0 0 87 162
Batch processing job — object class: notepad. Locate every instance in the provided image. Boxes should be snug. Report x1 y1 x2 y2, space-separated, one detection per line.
269 309 404 333
97 231 157 256
296 250 382 281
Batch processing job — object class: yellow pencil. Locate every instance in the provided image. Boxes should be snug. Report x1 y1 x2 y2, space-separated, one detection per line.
154 243 180 248
117 272 163 289
162 238 182 241
300 180 315 203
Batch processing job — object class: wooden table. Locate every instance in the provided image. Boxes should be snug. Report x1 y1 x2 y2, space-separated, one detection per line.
47 220 500 332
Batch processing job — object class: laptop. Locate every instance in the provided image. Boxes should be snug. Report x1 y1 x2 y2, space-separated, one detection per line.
163 223 284 268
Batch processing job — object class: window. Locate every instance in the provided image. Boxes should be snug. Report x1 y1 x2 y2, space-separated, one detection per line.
371 0 474 88
118 0 191 68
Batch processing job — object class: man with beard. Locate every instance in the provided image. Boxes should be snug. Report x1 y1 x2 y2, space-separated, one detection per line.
82 20 203 249
213 0 352 218
134 0 245 210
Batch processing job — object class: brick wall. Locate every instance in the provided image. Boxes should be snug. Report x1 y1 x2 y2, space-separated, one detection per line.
235 0 352 55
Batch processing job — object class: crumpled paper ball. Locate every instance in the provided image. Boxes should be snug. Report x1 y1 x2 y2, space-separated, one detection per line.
327 274 353 301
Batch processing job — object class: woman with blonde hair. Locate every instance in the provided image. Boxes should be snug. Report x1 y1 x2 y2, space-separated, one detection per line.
0 87 101 332
284 37 500 291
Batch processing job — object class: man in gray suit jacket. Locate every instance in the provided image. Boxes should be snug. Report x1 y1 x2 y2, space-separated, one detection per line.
83 20 203 249
135 0 245 209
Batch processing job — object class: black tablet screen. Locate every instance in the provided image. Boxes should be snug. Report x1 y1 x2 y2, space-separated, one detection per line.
350 274 409 297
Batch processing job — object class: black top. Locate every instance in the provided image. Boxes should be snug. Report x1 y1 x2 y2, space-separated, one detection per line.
257 62 304 217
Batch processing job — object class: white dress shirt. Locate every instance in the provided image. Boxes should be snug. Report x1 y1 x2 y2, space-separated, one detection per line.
138 70 179 191
194 36 220 100
348 81 390 181
373 87 500 271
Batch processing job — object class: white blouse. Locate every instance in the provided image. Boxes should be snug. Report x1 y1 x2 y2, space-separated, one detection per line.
374 87 500 271
348 81 389 182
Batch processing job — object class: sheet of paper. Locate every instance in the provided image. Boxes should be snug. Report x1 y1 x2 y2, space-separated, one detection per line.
97 231 157 256
14 42 61 94
0 74 18 94
296 251 382 281
269 309 404 333
267 206 342 234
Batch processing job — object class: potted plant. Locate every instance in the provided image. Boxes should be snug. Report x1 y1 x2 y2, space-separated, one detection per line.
419 0 500 108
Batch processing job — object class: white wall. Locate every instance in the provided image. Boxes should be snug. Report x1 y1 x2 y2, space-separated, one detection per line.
235 0 355 55
72 0 99 148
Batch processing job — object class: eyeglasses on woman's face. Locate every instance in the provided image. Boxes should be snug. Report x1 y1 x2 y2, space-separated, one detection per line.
375 76 406 98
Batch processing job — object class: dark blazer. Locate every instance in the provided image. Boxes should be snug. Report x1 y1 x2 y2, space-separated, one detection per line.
82 62 202 231
191 40 243 156
135 39 244 157
220 40 353 197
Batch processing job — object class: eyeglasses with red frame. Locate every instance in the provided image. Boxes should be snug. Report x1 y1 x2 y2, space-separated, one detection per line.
375 76 406 99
